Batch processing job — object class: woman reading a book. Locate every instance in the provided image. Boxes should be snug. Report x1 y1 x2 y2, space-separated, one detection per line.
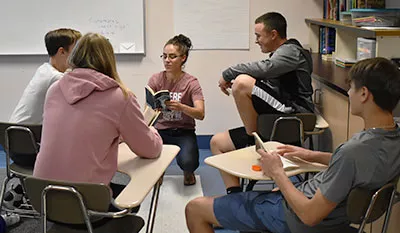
33 33 163 200
147 34 205 186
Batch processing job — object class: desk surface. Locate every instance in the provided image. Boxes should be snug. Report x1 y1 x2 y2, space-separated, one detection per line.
315 114 329 129
115 143 180 208
205 141 327 181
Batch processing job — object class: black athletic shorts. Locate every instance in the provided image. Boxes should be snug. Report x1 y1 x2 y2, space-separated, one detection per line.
251 80 294 115
229 80 296 150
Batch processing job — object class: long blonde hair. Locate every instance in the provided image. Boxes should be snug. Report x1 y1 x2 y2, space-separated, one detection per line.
68 33 129 97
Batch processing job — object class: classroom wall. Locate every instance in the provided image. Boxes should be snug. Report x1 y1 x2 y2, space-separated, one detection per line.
387 0 400 8
0 0 323 135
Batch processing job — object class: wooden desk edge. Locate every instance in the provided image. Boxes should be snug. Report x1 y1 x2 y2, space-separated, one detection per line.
315 114 329 129
204 155 327 181
114 144 180 208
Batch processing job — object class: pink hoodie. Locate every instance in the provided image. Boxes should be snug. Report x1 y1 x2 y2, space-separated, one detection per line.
33 68 163 185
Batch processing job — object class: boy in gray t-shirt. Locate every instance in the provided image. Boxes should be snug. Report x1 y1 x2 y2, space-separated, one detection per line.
185 57 400 233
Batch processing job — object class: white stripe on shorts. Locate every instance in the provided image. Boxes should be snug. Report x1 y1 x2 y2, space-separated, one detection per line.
252 85 293 113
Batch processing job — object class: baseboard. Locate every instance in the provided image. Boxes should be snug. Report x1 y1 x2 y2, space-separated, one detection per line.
197 135 212 149
0 136 213 152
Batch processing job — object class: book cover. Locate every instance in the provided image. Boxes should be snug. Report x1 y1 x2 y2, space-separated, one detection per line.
253 132 328 171
145 85 171 111
253 132 300 170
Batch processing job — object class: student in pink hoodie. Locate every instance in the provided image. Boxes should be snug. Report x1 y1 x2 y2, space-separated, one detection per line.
33 33 163 196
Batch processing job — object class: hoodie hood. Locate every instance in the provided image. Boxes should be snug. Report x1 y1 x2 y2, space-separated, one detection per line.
59 68 120 104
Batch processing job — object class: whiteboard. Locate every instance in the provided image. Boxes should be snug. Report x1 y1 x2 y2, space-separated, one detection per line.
0 0 145 55
174 0 249 50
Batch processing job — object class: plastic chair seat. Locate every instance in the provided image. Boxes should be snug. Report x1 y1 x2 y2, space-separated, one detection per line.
9 163 33 177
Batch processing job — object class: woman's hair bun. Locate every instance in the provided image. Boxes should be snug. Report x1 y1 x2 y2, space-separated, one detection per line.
176 34 192 49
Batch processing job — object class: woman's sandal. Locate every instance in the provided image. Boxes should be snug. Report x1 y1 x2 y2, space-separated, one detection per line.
183 171 196 186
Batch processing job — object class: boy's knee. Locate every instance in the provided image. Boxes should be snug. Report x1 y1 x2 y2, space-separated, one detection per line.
210 132 235 155
210 135 219 153
232 74 254 94
185 197 204 218
210 133 225 155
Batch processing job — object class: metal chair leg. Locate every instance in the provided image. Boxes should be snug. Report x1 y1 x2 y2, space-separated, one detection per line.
0 177 10 209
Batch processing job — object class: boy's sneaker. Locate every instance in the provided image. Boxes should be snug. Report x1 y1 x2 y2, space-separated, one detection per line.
1 213 20 227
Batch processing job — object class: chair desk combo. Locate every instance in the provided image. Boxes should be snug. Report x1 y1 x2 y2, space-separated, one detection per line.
23 143 180 233
0 122 42 217
257 112 329 149
115 143 180 233
204 141 327 191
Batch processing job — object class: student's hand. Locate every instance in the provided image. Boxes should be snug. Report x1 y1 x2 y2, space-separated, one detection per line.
276 145 313 162
258 149 285 179
218 77 232 96
165 100 183 111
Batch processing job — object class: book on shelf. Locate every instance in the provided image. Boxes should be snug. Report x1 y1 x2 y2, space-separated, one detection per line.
321 53 334 61
143 105 161 126
357 0 385 8
253 132 327 171
335 57 357 68
145 85 171 111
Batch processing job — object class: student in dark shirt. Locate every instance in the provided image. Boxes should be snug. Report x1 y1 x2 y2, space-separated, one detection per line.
211 12 314 194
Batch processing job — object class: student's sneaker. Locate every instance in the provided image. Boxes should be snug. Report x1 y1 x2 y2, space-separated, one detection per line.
3 184 24 210
1 213 20 227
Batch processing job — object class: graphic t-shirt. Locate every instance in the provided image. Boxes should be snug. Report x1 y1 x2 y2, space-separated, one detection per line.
147 71 204 130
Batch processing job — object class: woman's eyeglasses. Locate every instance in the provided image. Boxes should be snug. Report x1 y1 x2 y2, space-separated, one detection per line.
160 54 181 60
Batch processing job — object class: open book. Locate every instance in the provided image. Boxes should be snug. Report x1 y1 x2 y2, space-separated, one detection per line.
253 132 326 171
145 85 170 111
143 105 161 126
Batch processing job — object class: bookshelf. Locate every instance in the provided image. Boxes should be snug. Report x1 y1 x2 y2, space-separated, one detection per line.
306 18 400 59
311 53 350 96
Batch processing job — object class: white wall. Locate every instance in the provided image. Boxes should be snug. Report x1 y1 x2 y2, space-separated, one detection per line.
0 0 322 134
387 0 400 8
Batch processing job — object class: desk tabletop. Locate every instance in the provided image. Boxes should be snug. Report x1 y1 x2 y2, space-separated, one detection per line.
115 143 180 209
205 141 327 181
315 114 329 129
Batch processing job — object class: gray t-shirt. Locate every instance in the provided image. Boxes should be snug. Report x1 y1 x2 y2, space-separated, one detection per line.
284 126 400 233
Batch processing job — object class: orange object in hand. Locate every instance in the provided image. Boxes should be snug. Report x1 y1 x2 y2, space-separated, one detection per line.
252 165 262 171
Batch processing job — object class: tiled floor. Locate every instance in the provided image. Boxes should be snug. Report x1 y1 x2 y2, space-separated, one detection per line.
165 149 236 233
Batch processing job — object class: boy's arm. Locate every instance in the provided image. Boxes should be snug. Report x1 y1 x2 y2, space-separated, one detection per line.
276 145 332 166
261 146 356 226
309 151 332 165
260 150 337 226
119 94 163 158
274 173 337 226
222 45 302 82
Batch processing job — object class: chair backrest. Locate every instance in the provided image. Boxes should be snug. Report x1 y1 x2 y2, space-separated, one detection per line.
5 126 40 167
257 113 316 146
24 176 112 224
347 177 399 230
0 122 42 149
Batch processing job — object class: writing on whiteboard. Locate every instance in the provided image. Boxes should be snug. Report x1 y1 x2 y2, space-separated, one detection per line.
89 18 128 36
